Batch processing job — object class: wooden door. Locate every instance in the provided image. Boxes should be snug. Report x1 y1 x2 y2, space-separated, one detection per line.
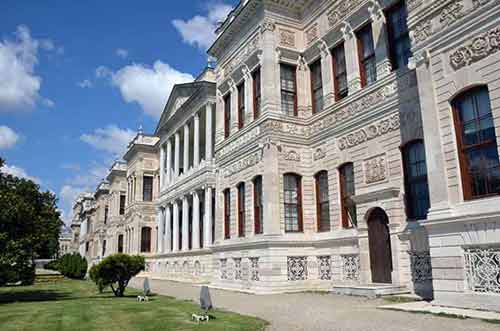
368 208 393 283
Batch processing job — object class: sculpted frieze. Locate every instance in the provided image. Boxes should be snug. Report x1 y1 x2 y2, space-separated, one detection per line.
306 24 319 46
215 126 261 161
439 1 465 27
449 26 500 70
313 148 326 160
411 20 432 44
221 34 261 79
337 114 400 150
327 0 363 27
283 150 301 162
279 29 296 48
223 152 262 177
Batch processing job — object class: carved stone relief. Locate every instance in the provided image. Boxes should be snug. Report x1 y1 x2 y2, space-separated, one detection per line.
249 257 260 281
306 24 318 46
327 0 362 27
439 1 465 27
223 152 262 178
449 26 500 70
313 148 326 161
279 29 295 48
337 114 400 150
215 127 260 160
364 154 387 184
283 150 301 162
317 256 332 280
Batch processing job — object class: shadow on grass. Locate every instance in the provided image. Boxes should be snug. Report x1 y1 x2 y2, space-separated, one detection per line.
0 290 72 304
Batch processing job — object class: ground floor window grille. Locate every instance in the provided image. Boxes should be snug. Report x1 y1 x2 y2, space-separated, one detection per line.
409 251 432 283
341 255 360 282
234 258 242 280
220 259 228 280
250 257 260 281
288 256 307 281
464 247 500 294
317 256 332 280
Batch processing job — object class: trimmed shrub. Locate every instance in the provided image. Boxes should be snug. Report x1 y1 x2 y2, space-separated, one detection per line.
44 260 59 271
90 254 145 297
58 253 87 279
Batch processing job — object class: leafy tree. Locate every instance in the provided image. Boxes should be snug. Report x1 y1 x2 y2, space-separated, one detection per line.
57 253 87 279
90 254 145 297
0 157 63 286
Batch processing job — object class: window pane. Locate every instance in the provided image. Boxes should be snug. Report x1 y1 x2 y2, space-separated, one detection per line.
403 141 430 219
284 174 301 231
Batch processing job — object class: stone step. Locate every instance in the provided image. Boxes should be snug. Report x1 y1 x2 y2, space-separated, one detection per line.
332 283 410 298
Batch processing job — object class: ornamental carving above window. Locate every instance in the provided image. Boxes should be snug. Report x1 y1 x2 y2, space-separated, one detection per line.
449 26 500 70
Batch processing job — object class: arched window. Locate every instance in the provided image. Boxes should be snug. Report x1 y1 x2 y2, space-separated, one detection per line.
140 227 151 253
402 140 430 219
452 86 500 199
253 176 263 234
117 234 124 253
223 188 231 239
339 163 357 228
284 173 303 232
315 171 331 232
237 182 246 237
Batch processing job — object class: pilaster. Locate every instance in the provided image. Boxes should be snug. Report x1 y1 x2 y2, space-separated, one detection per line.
192 191 200 250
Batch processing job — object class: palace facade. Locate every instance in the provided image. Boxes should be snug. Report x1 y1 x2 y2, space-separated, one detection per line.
71 0 500 302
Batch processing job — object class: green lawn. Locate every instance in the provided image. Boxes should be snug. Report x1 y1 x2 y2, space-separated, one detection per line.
0 279 268 331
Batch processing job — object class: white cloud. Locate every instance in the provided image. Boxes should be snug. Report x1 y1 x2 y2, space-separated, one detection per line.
0 125 19 149
95 65 112 78
77 79 93 88
60 163 81 171
59 185 84 225
0 25 60 112
1 163 40 183
110 61 193 118
115 48 128 59
172 3 232 50
42 98 55 107
80 125 136 157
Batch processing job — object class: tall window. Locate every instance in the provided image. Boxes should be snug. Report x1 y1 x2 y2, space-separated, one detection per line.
357 24 377 87
143 176 153 202
253 176 263 234
237 82 245 129
284 173 303 232
237 182 246 237
102 240 106 257
253 68 261 119
315 171 331 232
224 189 231 239
224 93 231 138
118 234 124 253
452 86 500 199
386 1 411 70
403 141 430 219
339 163 357 228
310 60 323 114
141 227 151 253
332 43 348 100
280 64 297 116
104 206 108 224
119 194 126 215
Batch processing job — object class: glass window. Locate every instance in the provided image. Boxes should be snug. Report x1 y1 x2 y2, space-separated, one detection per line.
284 174 303 232
224 93 231 138
104 206 108 224
357 24 377 87
332 43 348 100
310 60 323 114
452 87 500 199
237 183 246 237
224 189 231 239
253 176 263 234
280 64 297 116
143 176 153 202
339 163 357 228
119 194 126 215
237 82 245 129
403 141 430 219
140 227 151 253
315 171 331 232
386 1 412 70
118 234 123 253
253 68 261 119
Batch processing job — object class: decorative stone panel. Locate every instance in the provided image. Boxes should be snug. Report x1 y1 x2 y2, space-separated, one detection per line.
317 256 332 280
338 114 400 150
449 26 500 70
288 256 308 281
234 258 242 280
313 148 326 161
279 29 295 48
220 258 228 280
249 257 260 281
306 24 318 45
283 150 301 162
223 152 262 177
364 154 387 184
409 251 432 283
464 246 500 294
341 255 360 281
327 0 362 27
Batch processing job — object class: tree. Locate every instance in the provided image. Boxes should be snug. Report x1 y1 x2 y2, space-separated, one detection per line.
90 254 145 297
0 157 63 286
57 253 87 279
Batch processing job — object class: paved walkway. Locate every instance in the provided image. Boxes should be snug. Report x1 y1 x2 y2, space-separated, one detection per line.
130 278 498 331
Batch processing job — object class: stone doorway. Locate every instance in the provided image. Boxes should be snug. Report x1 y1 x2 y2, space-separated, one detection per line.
367 208 392 283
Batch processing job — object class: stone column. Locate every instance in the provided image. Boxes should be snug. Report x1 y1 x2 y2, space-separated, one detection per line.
172 201 180 252
230 83 238 134
343 22 362 94
194 113 200 167
262 142 281 235
192 191 200 250
296 62 311 118
205 103 213 160
243 70 253 123
182 196 189 251
157 207 164 253
319 40 335 109
370 4 392 79
260 18 279 114
204 186 213 247
164 205 171 252
183 123 190 172
166 139 172 185
159 144 165 189
174 132 180 177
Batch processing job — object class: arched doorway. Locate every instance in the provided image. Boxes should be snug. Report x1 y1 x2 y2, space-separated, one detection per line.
367 208 393 283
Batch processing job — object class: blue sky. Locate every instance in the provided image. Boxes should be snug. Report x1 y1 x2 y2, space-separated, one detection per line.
0 0 236 224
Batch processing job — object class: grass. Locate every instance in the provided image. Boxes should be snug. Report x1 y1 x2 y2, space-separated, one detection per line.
0 279 268 331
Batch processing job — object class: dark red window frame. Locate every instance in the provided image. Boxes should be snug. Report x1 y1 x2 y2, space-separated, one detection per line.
140 227 151 253
385 1 412 71
224 189 231 239
339 163 357 228
253 175 263 234
280 63 298 116
119 194 126 215
310 59 323 114
315 171 331 232
356 23 376 88
332 43 348 101
237 82 245 129
283 173 303 233
224 93 231 138
237 182 245 237
252 67 261 120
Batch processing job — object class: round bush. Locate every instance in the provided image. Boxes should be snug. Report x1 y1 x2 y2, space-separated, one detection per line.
58 253 87 279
